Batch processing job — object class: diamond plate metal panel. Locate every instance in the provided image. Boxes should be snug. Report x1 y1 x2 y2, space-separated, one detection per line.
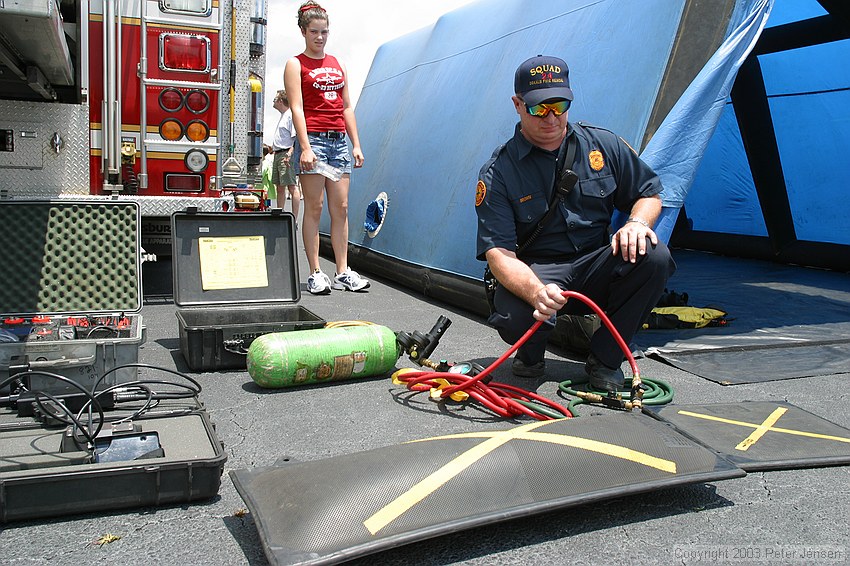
0 101 90 197
42 193 229 216
220 0 266 179
134 195 227 215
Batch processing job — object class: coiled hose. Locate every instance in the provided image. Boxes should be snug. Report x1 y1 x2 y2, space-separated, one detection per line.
394 290 673 419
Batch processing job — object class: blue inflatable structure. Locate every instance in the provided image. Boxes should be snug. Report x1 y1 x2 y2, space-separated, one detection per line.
319 0 848 314
673 0 850 271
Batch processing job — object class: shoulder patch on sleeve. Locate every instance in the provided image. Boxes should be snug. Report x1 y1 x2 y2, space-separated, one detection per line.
475 180 487 206
476 142 507 207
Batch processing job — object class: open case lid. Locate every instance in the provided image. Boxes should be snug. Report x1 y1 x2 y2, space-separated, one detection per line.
171 209 300 308
0 200 142 316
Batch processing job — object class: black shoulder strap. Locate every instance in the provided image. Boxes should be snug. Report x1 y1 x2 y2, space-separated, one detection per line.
516 131 577 255
561 130 578 180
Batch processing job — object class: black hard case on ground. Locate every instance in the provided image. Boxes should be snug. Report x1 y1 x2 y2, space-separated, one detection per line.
172 209 325 371
0 399 226 522
0 200 145 393
0 201 226 522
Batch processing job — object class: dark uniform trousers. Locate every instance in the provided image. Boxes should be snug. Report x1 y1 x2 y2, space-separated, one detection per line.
487 239 675 368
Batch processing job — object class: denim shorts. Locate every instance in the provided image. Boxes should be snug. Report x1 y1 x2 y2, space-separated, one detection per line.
292 133 352 176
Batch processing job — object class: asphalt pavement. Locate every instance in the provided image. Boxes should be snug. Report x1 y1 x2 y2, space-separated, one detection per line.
2 236 849 566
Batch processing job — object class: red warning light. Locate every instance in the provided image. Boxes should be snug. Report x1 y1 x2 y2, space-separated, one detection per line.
160 34 210 73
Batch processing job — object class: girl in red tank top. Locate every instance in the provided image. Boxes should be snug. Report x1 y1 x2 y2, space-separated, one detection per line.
283 2 370 295
295 52 346 133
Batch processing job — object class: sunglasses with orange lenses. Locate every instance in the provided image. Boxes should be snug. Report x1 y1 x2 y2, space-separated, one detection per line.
525 99 571 117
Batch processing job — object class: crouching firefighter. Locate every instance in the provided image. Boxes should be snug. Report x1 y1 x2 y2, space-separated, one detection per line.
475 55 676 391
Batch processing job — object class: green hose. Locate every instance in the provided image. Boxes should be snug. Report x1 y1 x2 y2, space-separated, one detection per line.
558 375 674 415
513 399 571 420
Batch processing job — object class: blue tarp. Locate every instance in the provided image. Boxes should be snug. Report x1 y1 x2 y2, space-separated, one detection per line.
330 0 846 281
685 2 850 247
636 0 772 241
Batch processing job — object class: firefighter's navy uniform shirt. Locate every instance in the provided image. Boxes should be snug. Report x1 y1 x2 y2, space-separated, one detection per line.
475 122 663 263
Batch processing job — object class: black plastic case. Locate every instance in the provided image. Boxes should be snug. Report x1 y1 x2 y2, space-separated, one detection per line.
0 202 226 523
0 399 226 522
0 200 145 393
172 209 325 371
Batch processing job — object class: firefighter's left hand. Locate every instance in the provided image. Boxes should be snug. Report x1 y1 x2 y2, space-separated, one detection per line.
611 221 657 263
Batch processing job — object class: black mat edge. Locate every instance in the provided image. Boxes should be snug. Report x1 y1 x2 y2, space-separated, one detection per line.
645 401 850 472
230 435 745 566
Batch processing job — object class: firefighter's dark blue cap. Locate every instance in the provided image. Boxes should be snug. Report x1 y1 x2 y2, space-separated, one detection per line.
514 55 574 106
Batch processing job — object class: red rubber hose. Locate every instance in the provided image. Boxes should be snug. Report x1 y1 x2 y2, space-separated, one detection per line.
395 290 638 420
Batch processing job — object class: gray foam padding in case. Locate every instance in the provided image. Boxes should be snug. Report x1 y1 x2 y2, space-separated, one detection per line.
0 201 139 313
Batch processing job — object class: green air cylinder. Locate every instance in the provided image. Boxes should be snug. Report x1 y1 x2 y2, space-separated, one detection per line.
247 324 402 388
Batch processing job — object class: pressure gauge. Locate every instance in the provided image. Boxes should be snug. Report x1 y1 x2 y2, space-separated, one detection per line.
448 361 486 376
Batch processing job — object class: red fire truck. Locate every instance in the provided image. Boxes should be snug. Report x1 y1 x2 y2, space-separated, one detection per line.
0 0 268 256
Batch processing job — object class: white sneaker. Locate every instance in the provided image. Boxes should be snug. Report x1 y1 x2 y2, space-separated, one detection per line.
332 269 370 292
307 270 332 295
